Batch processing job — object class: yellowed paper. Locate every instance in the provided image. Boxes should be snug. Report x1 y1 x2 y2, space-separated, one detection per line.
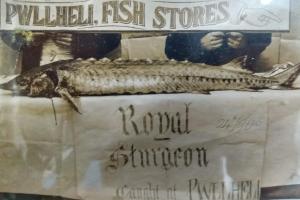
0 90 270 200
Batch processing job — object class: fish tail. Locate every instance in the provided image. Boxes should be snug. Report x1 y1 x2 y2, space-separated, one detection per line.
271 63 300 87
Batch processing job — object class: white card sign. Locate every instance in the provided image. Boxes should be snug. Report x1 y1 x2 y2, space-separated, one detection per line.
0 0 290 31
0 90 268 200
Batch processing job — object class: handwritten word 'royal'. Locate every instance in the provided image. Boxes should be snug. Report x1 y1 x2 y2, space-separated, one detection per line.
118 104 191 137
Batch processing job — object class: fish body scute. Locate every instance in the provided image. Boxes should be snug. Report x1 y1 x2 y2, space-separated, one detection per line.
55 60 278 95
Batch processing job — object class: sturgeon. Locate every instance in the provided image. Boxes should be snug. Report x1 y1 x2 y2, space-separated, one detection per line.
0 58 300 112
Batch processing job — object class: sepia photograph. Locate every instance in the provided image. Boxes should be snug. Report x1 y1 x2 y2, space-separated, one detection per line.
0 0 299 200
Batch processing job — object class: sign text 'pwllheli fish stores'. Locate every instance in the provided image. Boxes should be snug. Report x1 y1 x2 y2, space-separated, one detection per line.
1 0 289 31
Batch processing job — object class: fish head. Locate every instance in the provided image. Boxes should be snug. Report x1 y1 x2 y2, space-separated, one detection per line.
28 72 57 97
0 70 58 97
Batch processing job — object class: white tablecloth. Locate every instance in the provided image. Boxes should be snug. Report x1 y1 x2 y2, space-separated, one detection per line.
0 89 300 200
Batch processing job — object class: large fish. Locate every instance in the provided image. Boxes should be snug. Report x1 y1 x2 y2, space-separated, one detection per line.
0 57 299 112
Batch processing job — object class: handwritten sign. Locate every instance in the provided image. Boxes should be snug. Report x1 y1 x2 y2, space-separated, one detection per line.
0 88 279 200
0 0 289 31
74 94 268 200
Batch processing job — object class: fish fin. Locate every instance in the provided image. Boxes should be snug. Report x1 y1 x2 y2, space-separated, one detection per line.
221 56 252 74
269 63 300 87
50 98 58 126
192 90 211 95
55 87 82 114
258 62 295 78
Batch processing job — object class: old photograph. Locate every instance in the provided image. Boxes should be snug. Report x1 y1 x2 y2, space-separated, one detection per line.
0 0 299 200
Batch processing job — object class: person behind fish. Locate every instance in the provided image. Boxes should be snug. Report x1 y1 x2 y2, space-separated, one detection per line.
165 32 272 70
1 31 121 72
